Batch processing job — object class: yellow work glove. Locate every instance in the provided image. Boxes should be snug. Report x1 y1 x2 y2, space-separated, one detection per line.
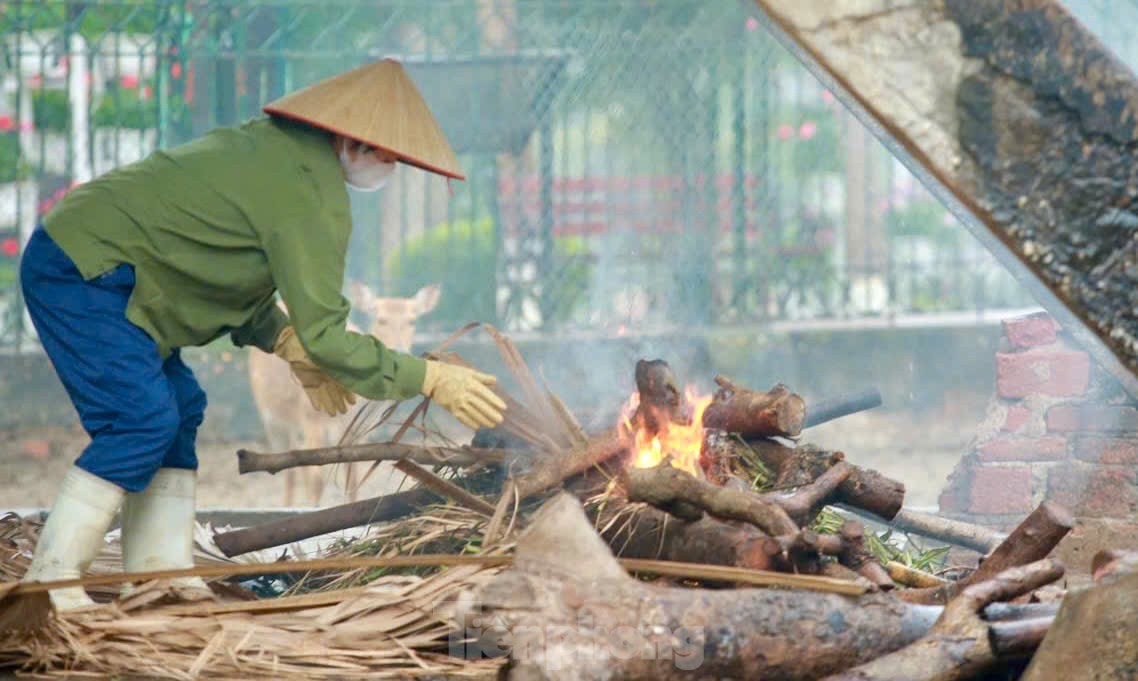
421 360 507 430
272 326 357 416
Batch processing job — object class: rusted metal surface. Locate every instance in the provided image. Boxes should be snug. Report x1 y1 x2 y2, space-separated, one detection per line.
747 0 1138 395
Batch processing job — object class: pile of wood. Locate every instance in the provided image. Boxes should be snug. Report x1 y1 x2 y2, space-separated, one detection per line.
1 331 1132 680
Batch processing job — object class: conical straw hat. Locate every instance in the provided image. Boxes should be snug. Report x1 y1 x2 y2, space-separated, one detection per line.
264 59 463 180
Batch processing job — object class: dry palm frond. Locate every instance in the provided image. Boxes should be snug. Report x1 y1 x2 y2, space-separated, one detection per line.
289 504 509 594
0 566 505 680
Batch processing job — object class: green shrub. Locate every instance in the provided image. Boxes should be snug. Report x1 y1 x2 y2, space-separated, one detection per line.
386 216 594 328
0 133 31 183
32 89 70 131
93 86 157 129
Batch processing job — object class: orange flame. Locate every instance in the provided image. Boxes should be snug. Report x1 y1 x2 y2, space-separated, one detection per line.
620 386 713 477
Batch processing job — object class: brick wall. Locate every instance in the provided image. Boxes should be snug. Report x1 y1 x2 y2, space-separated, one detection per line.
939 312 1138 530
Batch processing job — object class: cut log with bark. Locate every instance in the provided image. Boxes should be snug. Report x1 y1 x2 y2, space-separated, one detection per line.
898 501 1074 605
236 443 510 475
212 488 436 557
702 376 806 438
458 493 934 681
595 502 786 572
460 493 1062 681
821 560 1065 681
747 440 905 520
747 0 1138 396
621 461 800 536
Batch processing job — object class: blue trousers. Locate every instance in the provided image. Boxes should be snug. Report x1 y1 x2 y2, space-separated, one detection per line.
19 228 207 493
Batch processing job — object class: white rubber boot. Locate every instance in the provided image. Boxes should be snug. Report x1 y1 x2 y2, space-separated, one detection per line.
23 466 124 611
120 468 211 598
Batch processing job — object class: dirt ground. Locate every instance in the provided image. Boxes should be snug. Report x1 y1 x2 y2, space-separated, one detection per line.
0 403 974 511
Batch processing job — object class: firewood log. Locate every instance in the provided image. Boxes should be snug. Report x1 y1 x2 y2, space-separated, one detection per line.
457 493 933 681
459 494 1058 681
703 376 806 438
821 560 1065 681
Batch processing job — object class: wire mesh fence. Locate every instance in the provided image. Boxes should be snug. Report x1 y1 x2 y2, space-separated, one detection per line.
0 0 1072 351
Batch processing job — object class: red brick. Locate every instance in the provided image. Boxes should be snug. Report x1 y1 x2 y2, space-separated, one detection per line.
1074 438 1138 464
1046 463 1138 518
968 466 1034 514
977 436 1067 462
1046 405 1138 433
1002 405 1031 433
1002 314 1059 349
995 351 1090 398
938 490 963 513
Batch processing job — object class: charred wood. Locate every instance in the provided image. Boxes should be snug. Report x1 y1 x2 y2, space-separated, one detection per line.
211 488 436 557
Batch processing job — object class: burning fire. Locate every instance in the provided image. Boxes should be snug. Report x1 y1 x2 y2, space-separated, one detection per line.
619 386 713 476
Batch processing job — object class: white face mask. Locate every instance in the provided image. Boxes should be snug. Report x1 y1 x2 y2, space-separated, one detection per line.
339 143 397 192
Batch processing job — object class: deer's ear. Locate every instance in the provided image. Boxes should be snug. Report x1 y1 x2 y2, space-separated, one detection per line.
348 281 376 310
413 284 442 316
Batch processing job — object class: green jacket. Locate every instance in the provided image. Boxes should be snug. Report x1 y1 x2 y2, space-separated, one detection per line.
43 116 427 401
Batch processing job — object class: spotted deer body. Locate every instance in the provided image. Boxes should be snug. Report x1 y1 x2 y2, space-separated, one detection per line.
247 284 441 506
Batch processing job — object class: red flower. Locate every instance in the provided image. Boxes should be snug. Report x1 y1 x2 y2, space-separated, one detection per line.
777 124 793 141
798 121 818 140
0 115 13 131
1 237 19 258
171 62 183 79
120 74 140 89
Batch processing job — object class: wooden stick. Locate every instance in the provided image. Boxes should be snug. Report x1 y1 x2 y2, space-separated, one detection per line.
211 488 436 557
898 501 1074 605
764 461 855 525
1 552 867 600
887 561 951 589
391 460 496 516
838 519 894 591
512 427 627 500
236 442 509 475
885 508 1006 554
989 616 1055 658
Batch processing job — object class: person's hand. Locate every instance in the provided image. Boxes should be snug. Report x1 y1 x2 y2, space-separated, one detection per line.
421 361 507 430
272 326 357 416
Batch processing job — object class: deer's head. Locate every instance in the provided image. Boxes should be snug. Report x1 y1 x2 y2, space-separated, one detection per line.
349 283 441 352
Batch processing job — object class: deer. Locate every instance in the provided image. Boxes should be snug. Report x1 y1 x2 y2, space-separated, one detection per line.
246 283 442 507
